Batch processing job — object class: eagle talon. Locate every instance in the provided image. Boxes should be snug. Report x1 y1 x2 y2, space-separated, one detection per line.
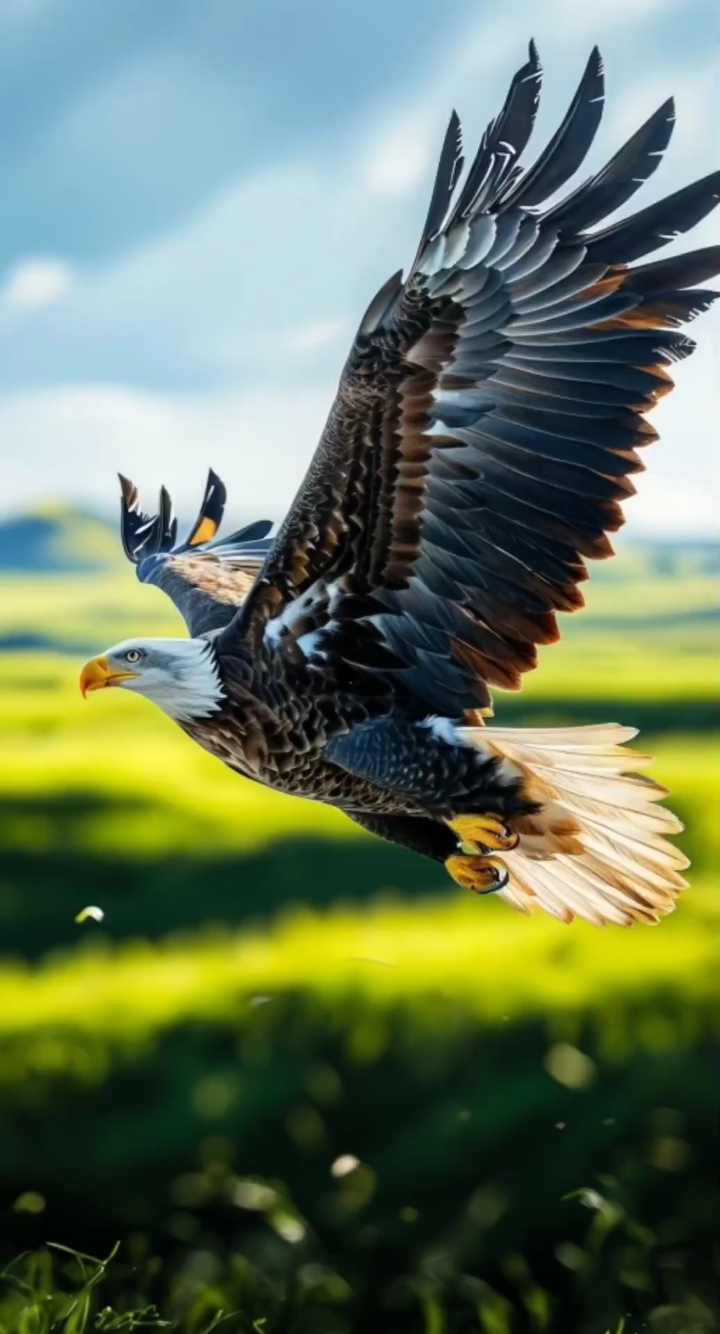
448 813 519 853
445 854 510 896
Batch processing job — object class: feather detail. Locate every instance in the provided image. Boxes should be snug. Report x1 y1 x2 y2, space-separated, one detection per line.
234 46 720 729
543 97 675 235
119 470 273 636
498 46 604 209
456 723 687 926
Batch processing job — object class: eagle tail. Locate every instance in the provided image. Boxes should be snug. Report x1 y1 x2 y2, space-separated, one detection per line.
457 722 688 926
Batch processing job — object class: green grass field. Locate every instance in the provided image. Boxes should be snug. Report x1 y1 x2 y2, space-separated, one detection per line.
0 542 717 1333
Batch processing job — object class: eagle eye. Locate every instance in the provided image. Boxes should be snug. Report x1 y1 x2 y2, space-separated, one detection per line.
124 649 143 664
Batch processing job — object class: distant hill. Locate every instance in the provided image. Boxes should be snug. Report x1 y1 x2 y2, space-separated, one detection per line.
0 506 122 572
0 507 715 660
590 536 718 582
0 505 716 578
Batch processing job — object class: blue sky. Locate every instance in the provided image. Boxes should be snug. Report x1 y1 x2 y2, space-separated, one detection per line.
0 0 718 533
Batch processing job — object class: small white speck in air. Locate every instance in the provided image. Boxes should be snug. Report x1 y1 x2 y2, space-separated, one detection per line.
248 995 272 1008
331 1154 360 1178
75 905 104 924
555 1122 567 1130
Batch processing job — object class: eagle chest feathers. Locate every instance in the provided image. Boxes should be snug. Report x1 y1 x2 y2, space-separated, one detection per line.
175 644 372 800
180 707 400 810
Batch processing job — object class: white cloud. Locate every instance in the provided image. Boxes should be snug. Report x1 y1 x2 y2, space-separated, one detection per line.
0 324 717 536
0 157 404 386
2 257 75 310
605 58 720 176
631 479 719 535
0 0 716 543
0 382 331 523
285 319 346 352
352 0 714 227
365 119 432 195
630 308 720 536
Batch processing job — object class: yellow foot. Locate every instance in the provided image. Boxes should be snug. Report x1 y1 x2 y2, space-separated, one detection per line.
445 854 510 896
448 813 519 853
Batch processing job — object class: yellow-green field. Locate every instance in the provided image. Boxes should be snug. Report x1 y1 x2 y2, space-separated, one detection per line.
0 540 717 859
1 875 717 1053
0 650 716 859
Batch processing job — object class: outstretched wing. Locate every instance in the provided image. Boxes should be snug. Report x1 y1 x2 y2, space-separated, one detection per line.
120 470 273 637
237 43 720 714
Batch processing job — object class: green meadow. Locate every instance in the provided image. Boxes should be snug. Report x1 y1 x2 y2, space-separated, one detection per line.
0 537 717 1332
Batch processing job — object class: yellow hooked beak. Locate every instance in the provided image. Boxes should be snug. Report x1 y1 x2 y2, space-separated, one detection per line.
80 656 139 697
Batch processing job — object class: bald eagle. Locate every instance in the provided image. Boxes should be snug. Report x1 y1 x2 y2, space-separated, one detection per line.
81 45 720 926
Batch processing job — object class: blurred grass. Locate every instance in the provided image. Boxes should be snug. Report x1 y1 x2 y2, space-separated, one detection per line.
0 571 180 649
1 917 717 1334
1 651 716 858
0 877 717 1054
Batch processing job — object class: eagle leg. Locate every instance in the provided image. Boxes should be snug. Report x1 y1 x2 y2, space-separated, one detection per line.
344 811 457 863
345 810 511 897
445 853 510 896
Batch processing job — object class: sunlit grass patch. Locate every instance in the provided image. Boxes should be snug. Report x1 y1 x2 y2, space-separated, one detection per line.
0 875 716 1061
0 571 182 649
0 646 716 859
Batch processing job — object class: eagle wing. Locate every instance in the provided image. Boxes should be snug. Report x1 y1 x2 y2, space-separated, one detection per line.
236 43 720 714
120 470 273 637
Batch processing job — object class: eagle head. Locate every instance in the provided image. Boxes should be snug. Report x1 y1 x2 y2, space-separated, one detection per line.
79 637 224 722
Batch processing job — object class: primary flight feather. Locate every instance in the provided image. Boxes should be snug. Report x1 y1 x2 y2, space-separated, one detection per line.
81 44 720 926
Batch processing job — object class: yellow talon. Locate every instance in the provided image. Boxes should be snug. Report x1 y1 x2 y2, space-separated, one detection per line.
448 813 519 853
445 854 510 896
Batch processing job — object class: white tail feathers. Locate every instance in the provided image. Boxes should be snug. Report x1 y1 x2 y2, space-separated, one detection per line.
456 723 688 927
